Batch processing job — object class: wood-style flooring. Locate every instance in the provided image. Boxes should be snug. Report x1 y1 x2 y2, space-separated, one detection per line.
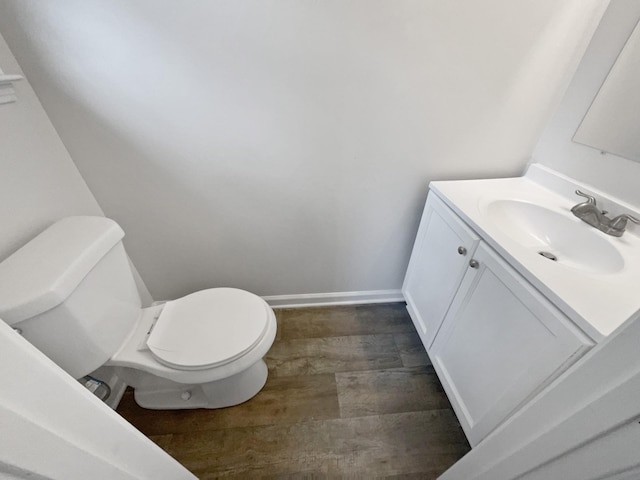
116 303 470 479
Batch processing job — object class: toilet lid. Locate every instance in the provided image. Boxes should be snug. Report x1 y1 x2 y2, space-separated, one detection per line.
147 288 270 370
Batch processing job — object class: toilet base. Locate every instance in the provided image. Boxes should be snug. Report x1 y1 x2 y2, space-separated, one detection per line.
130 360 269 410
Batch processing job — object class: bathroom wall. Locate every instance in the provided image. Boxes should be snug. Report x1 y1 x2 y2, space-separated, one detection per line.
0 32 153 305
533 0 640 208
0 0 608 301
0 32 103 260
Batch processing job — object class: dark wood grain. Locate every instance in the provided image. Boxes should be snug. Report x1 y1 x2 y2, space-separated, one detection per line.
117 303 469 479
265 333 404 378
394 331 432 367
160 411 468 479
336 366 451 418
277 303 415 340
119 374 341 435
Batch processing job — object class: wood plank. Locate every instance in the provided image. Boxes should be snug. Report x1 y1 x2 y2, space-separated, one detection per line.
336 366 451 418
394 332 432 367
265 334 403 377
118 374 340 436
355 302 415 325
276 303 414 340
147 433 174 451
116 304 470 478
161 411 469 478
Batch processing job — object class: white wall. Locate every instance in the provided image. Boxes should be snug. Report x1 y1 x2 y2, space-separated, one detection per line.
0 31 153 305
533 0 640 208
0 0 608 300
0 32 103 260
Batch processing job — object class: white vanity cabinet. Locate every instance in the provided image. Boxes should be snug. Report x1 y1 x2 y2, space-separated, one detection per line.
430 242 593 445
402 195 480 348
404 192 594 446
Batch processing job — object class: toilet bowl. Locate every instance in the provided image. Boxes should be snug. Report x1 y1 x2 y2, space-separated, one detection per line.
0 216 277 410
109 288 277 409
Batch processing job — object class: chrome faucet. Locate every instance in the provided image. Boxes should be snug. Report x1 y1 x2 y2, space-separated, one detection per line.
571 190 640 237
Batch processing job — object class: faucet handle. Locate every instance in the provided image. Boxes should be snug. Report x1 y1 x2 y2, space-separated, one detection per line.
575 190 597 205
609 214 640 231
625 214 640 224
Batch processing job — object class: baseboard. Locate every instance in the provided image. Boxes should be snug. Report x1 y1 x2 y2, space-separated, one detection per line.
262 290 405 309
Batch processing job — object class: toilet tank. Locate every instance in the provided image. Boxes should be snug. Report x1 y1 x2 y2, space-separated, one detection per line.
0 216 142 378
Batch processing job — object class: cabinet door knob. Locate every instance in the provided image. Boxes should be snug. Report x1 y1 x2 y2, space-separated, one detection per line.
457 246 467 256
469 259 479 269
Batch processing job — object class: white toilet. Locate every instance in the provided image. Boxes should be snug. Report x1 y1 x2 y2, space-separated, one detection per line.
0 216 277 409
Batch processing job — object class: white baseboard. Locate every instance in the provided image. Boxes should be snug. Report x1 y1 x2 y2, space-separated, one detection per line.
262 289 405 309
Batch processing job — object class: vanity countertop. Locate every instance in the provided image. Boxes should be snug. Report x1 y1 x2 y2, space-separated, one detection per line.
430 164 640 341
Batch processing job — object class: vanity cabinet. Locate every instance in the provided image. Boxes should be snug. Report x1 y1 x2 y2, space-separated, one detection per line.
402 195 479 348
404 193 593 446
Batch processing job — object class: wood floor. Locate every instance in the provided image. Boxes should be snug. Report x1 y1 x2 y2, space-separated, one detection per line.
116 303 470 479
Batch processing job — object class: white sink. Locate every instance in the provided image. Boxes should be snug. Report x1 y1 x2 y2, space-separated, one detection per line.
429 165 640 339
483 199 624 274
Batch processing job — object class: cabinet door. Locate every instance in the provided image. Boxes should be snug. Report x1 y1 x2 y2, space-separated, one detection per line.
402 194 479 349
430 242 593 447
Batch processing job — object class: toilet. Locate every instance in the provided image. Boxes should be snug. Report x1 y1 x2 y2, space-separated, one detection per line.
0 216 277 409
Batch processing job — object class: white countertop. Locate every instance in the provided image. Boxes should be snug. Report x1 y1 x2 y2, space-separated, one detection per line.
429 164 640 341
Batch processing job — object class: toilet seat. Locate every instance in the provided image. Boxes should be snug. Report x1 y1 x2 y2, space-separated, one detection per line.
147 288 270 371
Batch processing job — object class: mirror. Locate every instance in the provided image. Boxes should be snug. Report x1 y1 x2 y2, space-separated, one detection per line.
573 18 640 162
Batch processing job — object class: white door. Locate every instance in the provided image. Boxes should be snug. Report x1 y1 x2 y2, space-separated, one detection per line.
430 242 593 446
403 194 479 349
0 319 196 480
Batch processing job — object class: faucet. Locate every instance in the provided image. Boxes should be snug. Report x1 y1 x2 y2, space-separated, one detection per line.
571 190 640 237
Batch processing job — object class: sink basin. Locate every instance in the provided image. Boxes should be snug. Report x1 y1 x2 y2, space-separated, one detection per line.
430 169 640 338
483 199 625 274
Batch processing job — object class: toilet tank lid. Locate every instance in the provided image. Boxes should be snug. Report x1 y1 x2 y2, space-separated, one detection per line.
0 216 125 325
